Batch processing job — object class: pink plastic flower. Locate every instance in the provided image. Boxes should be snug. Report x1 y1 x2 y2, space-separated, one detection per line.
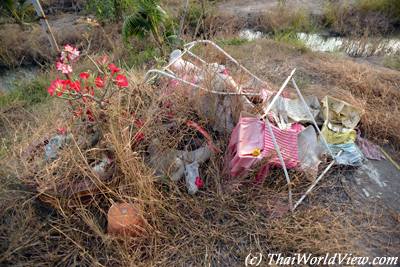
95 76 105 88
64 44 73 51
115 74 128 87
108 63 120 75
62 44 80 62
56 61 72 74
47 78 66 96
79 72 90 80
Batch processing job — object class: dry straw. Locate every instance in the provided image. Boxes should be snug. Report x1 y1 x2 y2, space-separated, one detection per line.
1 39 400 265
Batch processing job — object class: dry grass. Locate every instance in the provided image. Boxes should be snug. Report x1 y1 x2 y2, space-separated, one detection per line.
0 15 117 67
255 5 312 34
323 0 400 36
1 55 399 266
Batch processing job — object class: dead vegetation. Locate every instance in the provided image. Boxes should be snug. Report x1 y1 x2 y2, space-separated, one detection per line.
0 15 117 67
254 5 312 34
1 41 400 265
1 1 400 265
323 0 400 36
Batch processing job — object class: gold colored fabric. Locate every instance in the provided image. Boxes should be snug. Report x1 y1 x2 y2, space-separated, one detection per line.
321 124 357 144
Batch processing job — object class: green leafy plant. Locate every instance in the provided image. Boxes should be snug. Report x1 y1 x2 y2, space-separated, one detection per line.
85 0 135 22
274 31 309 53
122 0 176 56
0 0 35 24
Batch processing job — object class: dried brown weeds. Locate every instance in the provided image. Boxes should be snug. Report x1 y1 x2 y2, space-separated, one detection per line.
1 67 399 266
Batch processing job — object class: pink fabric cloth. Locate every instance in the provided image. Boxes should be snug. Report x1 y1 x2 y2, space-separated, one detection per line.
262 122 301 167
255 122 302 183
225 116 264 178
225 114 303 180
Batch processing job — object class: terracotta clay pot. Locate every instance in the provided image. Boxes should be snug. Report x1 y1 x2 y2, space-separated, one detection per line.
107 202 144 237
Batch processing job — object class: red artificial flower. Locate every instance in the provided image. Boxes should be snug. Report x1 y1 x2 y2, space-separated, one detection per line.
115 74 128 88
166 111 175 119
47 78 65 96
95 76 105 88
69 80 81 92
195 176 204 188
108 63 120 75
79 72 90 80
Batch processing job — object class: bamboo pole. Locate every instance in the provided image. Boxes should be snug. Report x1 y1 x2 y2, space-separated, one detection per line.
31 0 60 53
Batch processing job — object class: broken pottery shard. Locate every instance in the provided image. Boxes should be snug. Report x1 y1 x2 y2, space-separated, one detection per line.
107 202 145 237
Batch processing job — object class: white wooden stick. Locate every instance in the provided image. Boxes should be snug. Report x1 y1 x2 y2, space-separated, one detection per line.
293 150 342 210
31 0 59 53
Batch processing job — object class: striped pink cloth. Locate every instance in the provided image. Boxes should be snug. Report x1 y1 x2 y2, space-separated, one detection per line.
255 123 302 183
262 122 302 166
225 114 302 181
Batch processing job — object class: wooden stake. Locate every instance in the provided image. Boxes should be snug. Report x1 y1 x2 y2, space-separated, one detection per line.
31 0 60 53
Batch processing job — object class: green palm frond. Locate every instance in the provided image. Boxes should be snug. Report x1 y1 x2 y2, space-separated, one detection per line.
123 10 152 41
122 0 168 43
